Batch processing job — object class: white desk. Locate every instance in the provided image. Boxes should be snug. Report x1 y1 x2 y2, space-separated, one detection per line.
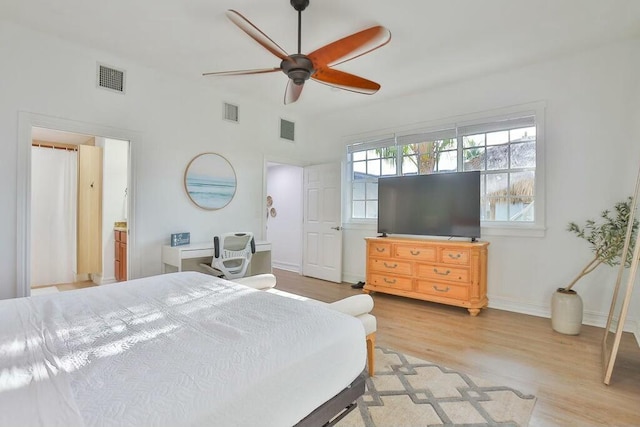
162 241 272 276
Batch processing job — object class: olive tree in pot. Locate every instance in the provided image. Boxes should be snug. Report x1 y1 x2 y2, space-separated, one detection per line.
552 198 638 335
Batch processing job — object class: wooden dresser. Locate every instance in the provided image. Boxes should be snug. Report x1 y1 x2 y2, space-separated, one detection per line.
364 237 489 316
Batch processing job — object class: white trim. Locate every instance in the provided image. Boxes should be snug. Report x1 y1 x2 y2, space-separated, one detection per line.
343 101 546 144
342 272 364 285
271 261 301 273
487 296 549 319
17 112 140 297
488 296 638 334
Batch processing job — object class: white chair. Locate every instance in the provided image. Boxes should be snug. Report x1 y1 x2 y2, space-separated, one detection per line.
200 232 255 279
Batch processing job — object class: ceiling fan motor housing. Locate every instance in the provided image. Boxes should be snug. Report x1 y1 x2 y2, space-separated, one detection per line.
290 0 310 11
281 54 314 85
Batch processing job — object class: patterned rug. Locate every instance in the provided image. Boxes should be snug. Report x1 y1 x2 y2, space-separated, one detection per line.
337 347 536 427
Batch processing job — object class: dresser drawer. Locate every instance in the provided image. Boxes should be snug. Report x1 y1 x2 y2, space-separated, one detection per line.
416 281 469 300
417 264 470 283
369 242 391 257
369 273 413 291
369 258 412 275
394 244 437 261
440 248 470 265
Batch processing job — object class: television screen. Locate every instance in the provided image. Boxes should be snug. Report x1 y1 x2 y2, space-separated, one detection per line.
377 171 481 239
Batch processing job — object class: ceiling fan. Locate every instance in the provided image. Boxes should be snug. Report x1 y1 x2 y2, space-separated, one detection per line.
203 0 391 105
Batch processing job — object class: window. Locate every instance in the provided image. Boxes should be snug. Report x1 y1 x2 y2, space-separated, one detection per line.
346 105 544 234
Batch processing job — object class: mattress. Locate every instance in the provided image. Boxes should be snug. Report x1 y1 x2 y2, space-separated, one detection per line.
0 272 366 427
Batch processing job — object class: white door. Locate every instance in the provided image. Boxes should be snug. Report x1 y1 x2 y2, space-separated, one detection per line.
303 163 343 282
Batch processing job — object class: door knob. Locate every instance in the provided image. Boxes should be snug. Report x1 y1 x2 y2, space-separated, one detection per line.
331 226 342 231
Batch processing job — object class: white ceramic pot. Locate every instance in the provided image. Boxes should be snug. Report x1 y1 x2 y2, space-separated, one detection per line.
551 288 583 335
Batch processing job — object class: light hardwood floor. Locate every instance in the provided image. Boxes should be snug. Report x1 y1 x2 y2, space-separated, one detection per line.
272 268 640 427
32 280 96 292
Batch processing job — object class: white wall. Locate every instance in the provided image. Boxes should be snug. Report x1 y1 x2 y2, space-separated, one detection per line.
0 22 309 299
266 163 303 272
300 39 640 330
1 21 639 336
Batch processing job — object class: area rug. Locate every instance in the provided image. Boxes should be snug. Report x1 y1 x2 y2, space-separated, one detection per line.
337 347 536 427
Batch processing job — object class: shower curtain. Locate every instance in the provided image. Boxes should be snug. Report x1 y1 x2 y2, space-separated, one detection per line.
31 146 78 287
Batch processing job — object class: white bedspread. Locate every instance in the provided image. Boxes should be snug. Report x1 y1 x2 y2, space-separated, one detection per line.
0 272 366 427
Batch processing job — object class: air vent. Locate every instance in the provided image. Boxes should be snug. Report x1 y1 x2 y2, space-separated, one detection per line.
97 63 125 93
224 102 239 123
280 118 295 142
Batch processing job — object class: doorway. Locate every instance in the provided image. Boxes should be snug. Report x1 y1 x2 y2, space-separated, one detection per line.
264 160 344 282
30 128 130 292
265 162 304 273
17 112 137 298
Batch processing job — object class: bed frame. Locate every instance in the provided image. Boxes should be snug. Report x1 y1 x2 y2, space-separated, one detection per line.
295 372 366 427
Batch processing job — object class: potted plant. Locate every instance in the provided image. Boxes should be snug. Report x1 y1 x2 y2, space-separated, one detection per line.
552 197 638 335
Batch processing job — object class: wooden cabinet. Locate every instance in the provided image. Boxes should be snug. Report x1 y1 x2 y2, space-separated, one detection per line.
364 237 489 316
114 229 127 282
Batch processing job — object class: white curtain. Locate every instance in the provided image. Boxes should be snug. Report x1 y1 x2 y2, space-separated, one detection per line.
31 146 78 287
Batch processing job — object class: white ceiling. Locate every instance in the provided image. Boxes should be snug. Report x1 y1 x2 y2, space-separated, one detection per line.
3 0 640 115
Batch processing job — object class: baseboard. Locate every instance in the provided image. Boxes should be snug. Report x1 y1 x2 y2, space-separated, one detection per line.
342 273 364 285
489 296 639 337
91 274 117 285
272 261 301 274
633 319 640 346
487 296 549 319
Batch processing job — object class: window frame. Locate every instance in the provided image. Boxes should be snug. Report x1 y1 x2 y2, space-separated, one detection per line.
344 102 546 237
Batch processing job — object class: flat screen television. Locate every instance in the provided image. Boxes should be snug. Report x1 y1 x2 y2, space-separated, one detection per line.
377 171 481 239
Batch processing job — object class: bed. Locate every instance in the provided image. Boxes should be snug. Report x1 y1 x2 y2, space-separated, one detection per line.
0 272 366 426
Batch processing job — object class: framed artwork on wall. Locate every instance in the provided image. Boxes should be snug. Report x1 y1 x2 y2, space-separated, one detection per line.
184 152 237 210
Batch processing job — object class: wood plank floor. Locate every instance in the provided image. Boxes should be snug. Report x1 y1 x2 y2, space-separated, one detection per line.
273 269 640 427
32 280 96 292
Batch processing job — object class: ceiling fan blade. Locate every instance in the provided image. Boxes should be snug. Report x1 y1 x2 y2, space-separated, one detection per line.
226 10 289 61
284 79 304 105
308 26 391 69
203 67 281 77
312 68 380 95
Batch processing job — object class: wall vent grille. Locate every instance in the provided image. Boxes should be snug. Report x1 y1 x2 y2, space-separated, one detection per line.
97 63 125 93
280 119 295 142
224 103 239 123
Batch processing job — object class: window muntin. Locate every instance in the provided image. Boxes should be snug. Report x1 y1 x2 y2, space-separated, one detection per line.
461 125 536 222
351 147 392 219
347 114 539 227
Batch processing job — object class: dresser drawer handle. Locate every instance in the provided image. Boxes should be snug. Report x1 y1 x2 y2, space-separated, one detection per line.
384 262 398 269
433 285 450 292
376 247 386 252
410 250 420 256
383 278 397 284
448 253 462 259
433 268 451 276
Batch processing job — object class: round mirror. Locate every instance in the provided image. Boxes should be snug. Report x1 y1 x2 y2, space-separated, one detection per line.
184 153 236 210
